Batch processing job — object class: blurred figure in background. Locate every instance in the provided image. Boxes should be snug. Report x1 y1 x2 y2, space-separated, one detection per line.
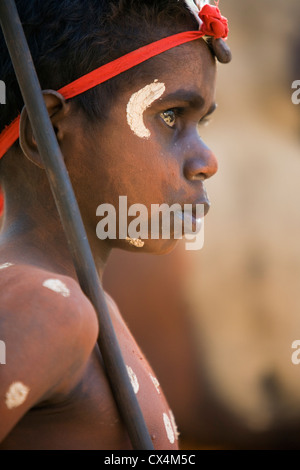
104 0 300 449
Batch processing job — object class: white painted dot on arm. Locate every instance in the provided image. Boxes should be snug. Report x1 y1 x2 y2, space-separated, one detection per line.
126 365 139 394
0 263 14 270
169 409 180 440
5 382 30 410
149 373 161 394
163 412 175 444
42 279 70 298
126 81 166 139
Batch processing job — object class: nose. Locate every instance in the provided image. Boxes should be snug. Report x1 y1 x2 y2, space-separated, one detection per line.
183 139 218 181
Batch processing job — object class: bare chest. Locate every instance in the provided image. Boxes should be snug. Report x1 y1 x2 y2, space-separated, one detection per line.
0 317 179 450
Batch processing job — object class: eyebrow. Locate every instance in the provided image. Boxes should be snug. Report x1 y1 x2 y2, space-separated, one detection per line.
158 90 216 114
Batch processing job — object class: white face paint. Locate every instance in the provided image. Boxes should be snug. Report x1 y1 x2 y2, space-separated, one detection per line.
126 80 166 139
42 279 70 298
5 382 30 409
163 412 175 444
0 263 14 270
126 365 139 394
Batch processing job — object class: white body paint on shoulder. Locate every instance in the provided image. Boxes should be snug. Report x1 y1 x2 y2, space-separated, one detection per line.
126 80 166 139
42 279 70 298
149 373 161 394
5 382 30 409
169 409 180 439
0 262 14 270
126 365 140 394
163 412 175 444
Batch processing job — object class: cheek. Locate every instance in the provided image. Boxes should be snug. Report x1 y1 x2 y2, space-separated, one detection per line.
82 118 177 207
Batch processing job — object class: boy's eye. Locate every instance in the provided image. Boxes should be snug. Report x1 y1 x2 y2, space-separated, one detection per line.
160 110 177 128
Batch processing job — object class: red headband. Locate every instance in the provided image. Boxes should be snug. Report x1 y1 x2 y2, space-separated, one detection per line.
0 32 206 160
0 4 228 161
0 31 207 160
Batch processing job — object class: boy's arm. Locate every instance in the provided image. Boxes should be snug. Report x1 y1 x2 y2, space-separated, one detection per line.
0 265 98 442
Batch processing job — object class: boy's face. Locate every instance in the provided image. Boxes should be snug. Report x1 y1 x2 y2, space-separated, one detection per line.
69 39 217 255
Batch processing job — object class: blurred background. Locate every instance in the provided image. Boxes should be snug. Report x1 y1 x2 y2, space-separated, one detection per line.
104 0 300 449
1 0 299 450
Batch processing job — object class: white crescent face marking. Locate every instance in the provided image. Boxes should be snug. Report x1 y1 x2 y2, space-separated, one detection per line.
42 279 70 298
5 382 30 409
126 81 166 139
126 365 139 394
0 263 14 270
163 412 175 444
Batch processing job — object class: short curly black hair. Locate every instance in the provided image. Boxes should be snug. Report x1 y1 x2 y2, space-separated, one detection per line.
0 0 198 137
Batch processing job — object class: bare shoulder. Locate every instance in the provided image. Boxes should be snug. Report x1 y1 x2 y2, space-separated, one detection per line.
0 262 99 348
0 262 98 442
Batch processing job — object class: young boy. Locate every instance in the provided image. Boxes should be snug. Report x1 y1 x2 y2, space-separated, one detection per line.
0 0 230 449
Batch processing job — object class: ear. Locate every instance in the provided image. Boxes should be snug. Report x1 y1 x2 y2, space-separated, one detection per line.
19 90 70 169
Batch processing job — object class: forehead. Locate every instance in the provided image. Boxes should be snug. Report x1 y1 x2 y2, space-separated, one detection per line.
102 38 217 125
159 38 216 77
130 39 216 107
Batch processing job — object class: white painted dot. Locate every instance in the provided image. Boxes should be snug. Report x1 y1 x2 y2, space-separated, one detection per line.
163 412 175 444
169 409 180 440
126 365 139 394
0 262 14 270
125 237 145 248
5 382 30 409
42 279 70 298
149 373 161 394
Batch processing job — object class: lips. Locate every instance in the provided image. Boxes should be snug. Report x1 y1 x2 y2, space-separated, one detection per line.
173 210 201 235
193 198 211 217
173 195 210 236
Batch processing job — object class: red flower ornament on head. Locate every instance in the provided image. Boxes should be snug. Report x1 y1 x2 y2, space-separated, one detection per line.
199 4 228 39
184 1 229 40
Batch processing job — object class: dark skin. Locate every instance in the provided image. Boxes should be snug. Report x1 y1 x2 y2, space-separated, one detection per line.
0 39 217 449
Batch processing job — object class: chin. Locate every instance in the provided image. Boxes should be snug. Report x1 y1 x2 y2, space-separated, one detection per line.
140 238 179 256
109 238 179 255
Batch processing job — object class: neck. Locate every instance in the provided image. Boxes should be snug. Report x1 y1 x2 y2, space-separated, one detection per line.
0 162 110 281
